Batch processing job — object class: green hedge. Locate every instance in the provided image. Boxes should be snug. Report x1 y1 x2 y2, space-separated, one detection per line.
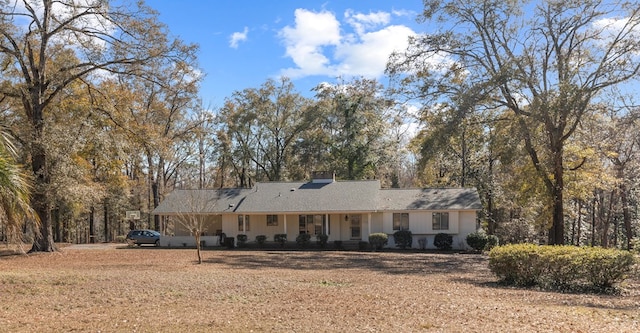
255 235 267 247
369 233 388 251
274 234 287 247
489 244 637 292
236 234 248 248
296 233 311 248
393 230 412 249
466 231 488 252
316 234 329 248
434 233 453 251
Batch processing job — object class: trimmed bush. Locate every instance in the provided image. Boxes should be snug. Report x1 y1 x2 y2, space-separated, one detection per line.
393 230 413 249
334 240 343 250
316 234 329 248
274 234 287 248
582 248 637 289
358 241 369 251
255 235 267 247
236 234 248 248
369 233 388 251
466 231 489 252
434 233 453 251
296 233 311 248
489 244 637 292
488 243 541 286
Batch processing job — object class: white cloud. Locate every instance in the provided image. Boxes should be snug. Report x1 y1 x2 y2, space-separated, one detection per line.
335 25 415 77
229 27 249 49
344 9 390 35
278 8 416 80
278 9 341 77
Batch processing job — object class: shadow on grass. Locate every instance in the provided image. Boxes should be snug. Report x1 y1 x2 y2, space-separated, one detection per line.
202 250 490 276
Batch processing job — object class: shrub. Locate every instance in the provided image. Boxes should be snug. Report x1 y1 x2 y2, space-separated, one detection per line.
488 243 543 286
489 244 637 292
236 234 248 248
466 231 489 252
316 234 329 248
296 233 311 248
581 248 637 289
485 235 499 251
434 233 453 251
393 230 413 249
255 235 267 247
369 233 388 251
274 234 287 248
115 235 127 243
358 241 369 251
334 240 343 250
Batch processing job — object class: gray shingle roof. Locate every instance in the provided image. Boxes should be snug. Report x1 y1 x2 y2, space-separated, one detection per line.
235 180 381 213
152 188 252 215
377 188 483 211
152 182 483 215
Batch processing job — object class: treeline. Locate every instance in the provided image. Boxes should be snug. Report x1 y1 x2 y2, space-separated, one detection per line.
0 0 639 250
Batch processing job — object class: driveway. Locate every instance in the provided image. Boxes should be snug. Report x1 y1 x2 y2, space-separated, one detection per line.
64 243 122 250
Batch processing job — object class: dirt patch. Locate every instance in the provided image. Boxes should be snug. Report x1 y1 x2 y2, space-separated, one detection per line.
0 247 638 332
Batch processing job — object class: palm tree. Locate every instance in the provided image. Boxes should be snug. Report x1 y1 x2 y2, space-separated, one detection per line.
0 125 37 248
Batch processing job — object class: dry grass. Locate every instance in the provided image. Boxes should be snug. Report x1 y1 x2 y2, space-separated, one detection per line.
0 244 638 332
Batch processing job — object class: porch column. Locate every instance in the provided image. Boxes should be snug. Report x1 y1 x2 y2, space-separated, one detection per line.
325 213 329 235
243 215 246 233
283 215 287 235
367 213 372 241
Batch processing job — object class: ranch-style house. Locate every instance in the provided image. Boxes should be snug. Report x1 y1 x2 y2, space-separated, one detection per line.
152 172 483 249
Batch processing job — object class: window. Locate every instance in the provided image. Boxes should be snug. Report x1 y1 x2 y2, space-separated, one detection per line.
432 212 449 230
238 215 250 231
267 214 278 226
298 215 325 236
393 213 410 231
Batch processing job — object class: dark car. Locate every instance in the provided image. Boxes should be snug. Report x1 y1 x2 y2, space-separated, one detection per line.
126 229 161 246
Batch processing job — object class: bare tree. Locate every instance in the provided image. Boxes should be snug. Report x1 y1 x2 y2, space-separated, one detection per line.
171 190 218 264
387 0 640 244
0 0 193 251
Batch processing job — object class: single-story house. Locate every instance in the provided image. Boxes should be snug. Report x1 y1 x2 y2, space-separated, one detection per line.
152 172 483 249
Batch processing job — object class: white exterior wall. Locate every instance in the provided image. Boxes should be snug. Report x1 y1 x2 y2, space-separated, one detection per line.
172 215 222 237
186 210 477 248
456 211 478 250
159 235 219 247
369 213 384 235
382 210 477 250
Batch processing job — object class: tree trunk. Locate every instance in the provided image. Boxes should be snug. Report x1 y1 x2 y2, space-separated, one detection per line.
620 187 632 250
616 166 633 250
548 147 565 245
89 206 96 243
601 190 616 248
590 195 597 246
103 203 109 242
29 108 56 252
54 207 61 243
195 233 202 264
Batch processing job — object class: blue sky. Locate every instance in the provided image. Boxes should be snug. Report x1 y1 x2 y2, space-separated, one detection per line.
145 1 426 106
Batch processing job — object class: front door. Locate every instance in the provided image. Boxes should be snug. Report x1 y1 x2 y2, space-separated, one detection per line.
349 214 361 240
